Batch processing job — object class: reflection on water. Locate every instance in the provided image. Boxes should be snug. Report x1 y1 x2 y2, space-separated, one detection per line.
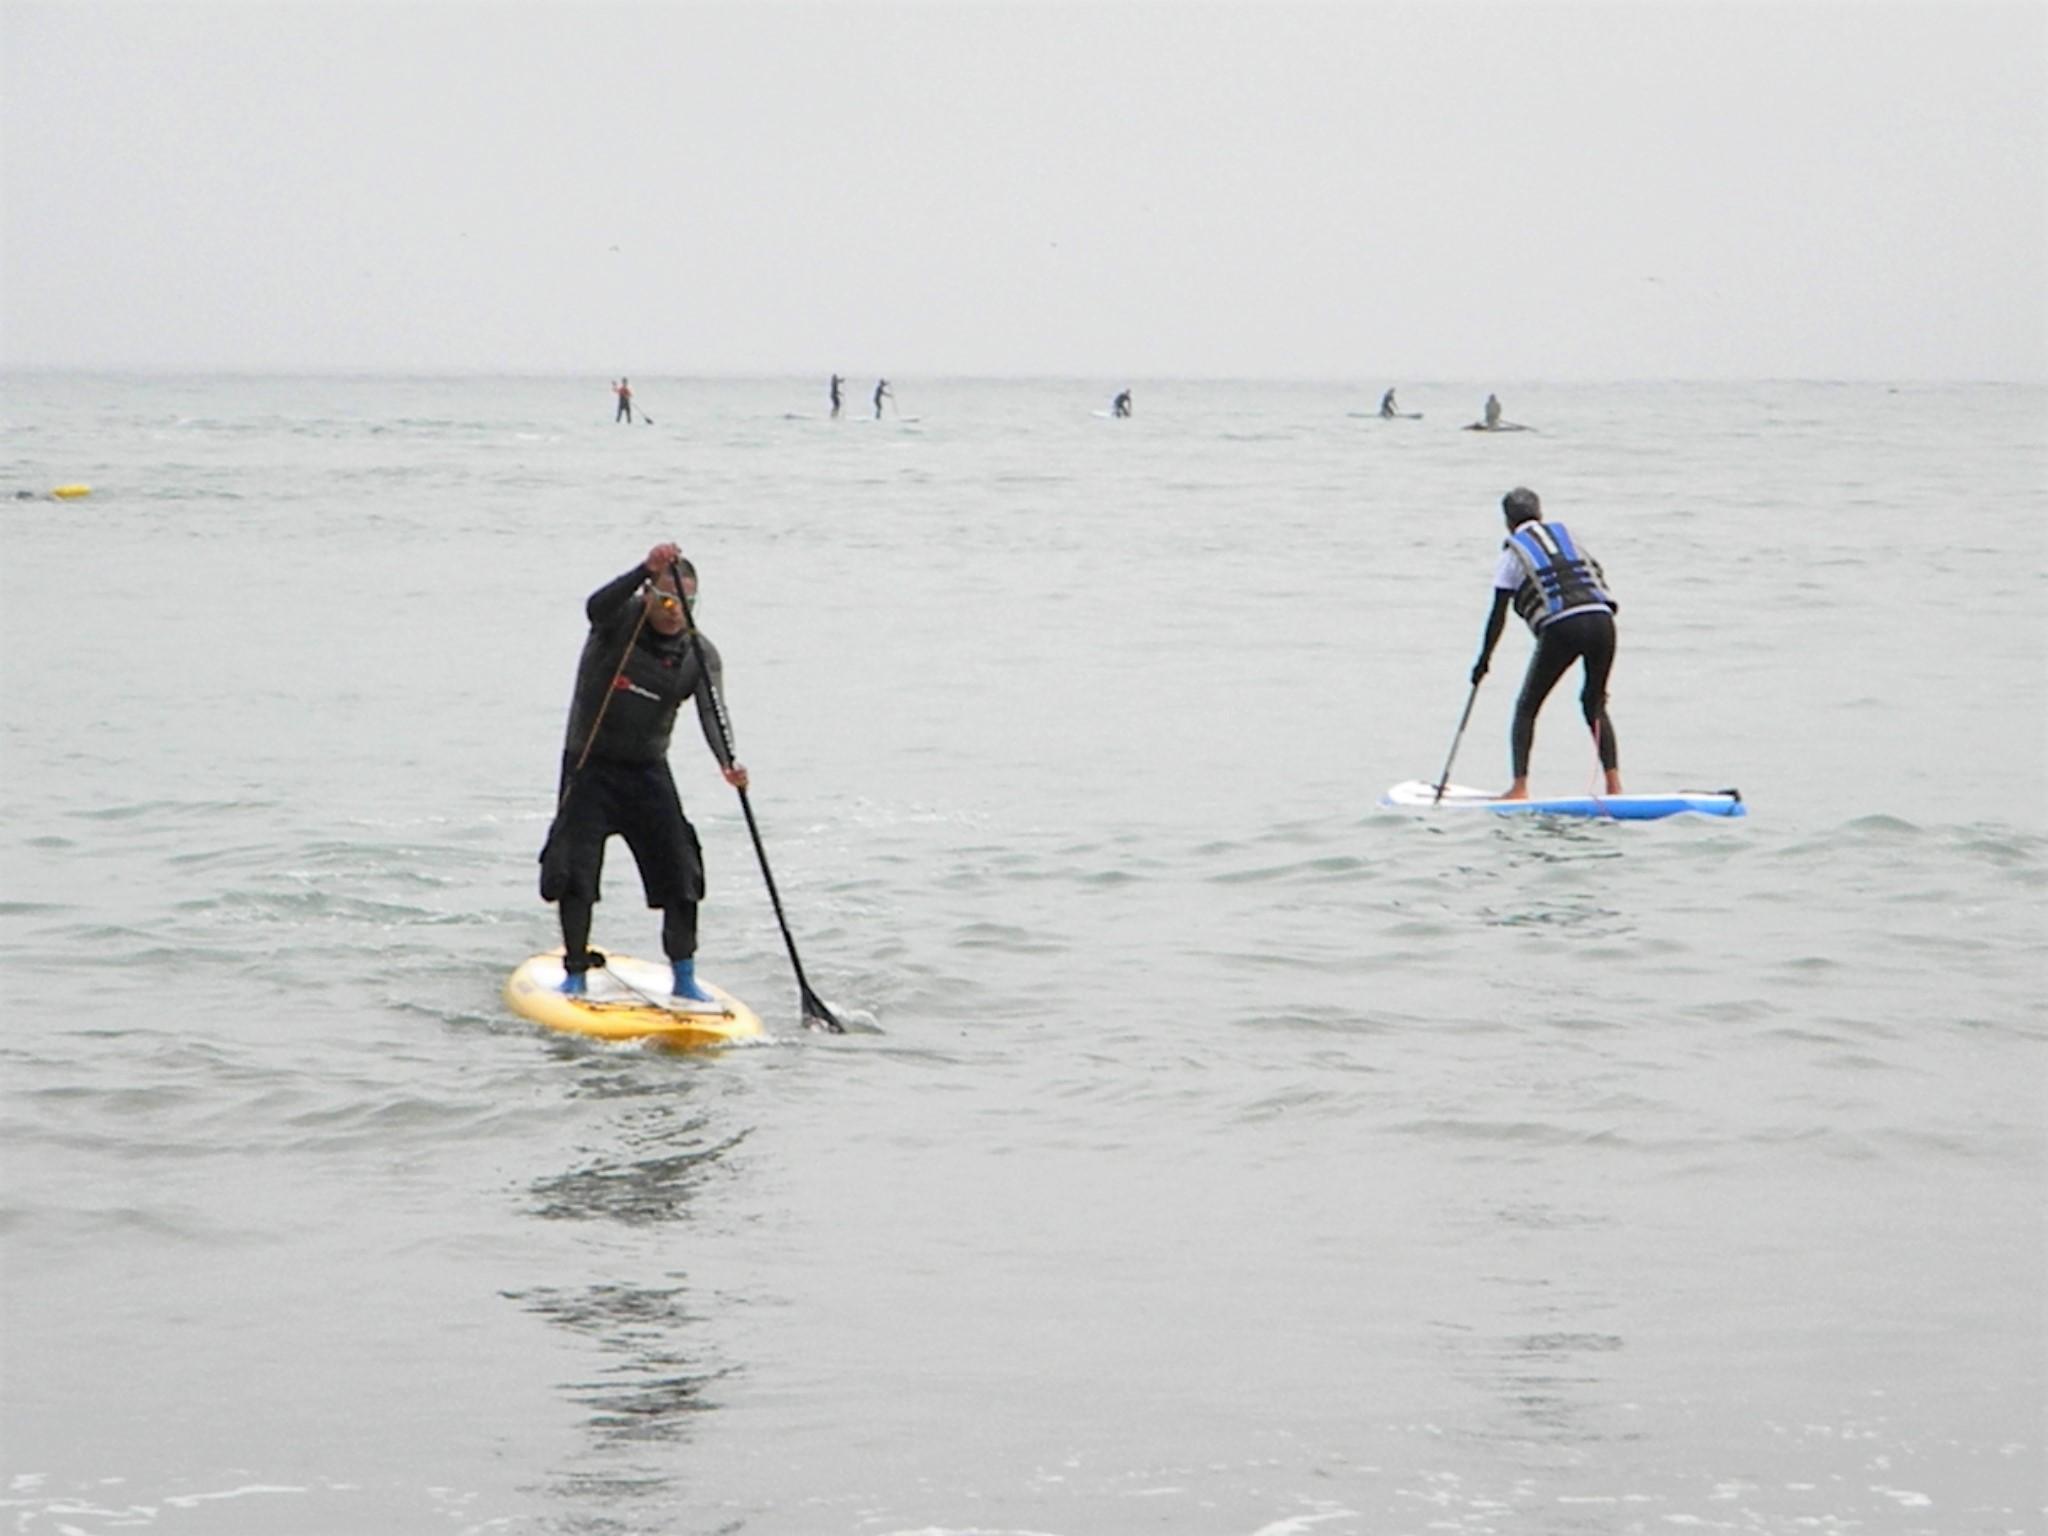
513 1064 752 1524
1425 1192 1637 1496
506 1283 727 1447
531 1059 748 1225
529 1124 748 1225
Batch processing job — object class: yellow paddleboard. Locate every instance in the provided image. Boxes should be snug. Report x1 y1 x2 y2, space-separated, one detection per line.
504 950 764 1049
51 485 92 499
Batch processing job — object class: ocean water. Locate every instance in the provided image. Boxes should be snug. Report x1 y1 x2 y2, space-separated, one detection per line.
1 373 2041 1535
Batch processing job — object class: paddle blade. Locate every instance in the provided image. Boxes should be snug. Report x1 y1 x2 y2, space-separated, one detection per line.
801 984 847 1034
801 982 881 1035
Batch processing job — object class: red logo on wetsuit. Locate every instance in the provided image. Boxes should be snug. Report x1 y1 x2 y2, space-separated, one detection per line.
611 677 662 702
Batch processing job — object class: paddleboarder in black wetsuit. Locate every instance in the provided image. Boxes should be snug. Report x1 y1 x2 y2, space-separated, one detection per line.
539 543 749 999
1112 389 1133 418
873 379 892 419
1467 487 1624 801
829 374 844 418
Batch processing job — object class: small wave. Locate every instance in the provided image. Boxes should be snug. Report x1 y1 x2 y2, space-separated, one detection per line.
1393 1116 1625 1149
1209 854 1377 886
953 921 1065 955
1233 1006 1398 1038
70 796 281 823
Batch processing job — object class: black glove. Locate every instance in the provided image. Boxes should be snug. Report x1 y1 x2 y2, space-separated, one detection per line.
1469 659 1489 686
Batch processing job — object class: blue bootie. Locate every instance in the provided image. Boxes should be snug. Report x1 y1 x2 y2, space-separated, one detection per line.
560 969 587 996
671 959 715 1003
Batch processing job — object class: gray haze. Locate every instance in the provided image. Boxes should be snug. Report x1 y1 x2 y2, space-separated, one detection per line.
3 1 2043 380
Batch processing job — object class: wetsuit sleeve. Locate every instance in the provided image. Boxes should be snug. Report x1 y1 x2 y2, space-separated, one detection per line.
692 635 736 768
586 567 649 626
1472 588 1514 683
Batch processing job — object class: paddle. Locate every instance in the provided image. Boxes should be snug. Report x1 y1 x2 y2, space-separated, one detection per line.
669 562 850 1035
1431 680 1482 804
553 592 651 813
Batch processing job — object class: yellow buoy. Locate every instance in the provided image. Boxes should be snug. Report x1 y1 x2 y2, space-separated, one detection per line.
51 484 92 499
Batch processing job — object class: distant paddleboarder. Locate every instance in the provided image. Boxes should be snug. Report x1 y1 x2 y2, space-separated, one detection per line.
613 379 634 423
1112 389 1133 418
1482 393 1502 429
829 374 844 419
873 379 892 419
1380 388 1399 419
1467 487 1623 802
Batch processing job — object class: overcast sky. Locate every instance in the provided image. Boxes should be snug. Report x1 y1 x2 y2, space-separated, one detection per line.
3 1 2041 380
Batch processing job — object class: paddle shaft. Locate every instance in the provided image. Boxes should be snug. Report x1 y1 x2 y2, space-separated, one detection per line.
558 596 652 810
1432 681 1481 804
669 563 846 1034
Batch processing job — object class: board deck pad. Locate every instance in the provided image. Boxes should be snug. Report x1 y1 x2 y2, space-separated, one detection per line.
1381 780 1745 820
504 951 766 1046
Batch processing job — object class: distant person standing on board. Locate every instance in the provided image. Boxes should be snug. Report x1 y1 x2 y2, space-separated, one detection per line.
1112 389 1133 418
829 374 844 419
1482 392 1502 429
1380 388 1399 418
873 379 892 419
1467 487 1623 802
539 543 750 1000
614 379 634 423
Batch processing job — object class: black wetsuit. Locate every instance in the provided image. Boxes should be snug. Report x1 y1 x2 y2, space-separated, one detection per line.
1512 610 1618 778
539 568 732 973
1475 520 1620 780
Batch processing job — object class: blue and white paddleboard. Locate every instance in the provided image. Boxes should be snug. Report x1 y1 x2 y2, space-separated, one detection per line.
1382 779 1745 820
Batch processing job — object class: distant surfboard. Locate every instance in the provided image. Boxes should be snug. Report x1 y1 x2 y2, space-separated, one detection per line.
1463 421 1532 432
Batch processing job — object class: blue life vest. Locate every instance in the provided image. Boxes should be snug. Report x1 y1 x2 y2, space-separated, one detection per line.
1505 521 1614 629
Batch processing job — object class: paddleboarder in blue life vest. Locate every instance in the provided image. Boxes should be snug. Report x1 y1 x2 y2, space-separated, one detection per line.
1468 487 1624 802
539 543 749 999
